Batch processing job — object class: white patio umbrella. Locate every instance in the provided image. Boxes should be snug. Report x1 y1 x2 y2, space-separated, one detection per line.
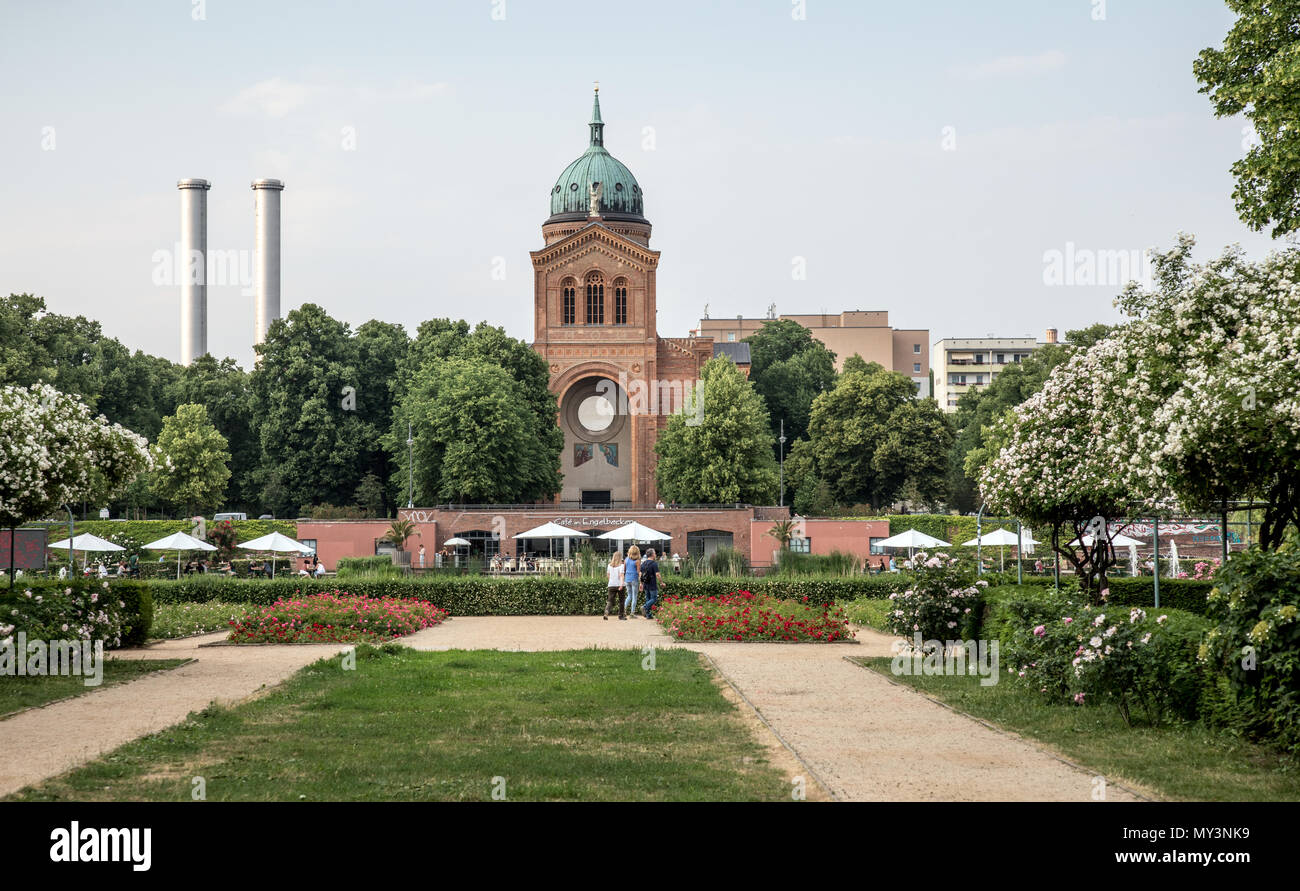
48 532 125 573
47 533 125 552
877 528 951 561
597 521 671 556
959 527 1026 571
238 531 314 579
443 537 470 569
512 522 588 559
142 531 217 579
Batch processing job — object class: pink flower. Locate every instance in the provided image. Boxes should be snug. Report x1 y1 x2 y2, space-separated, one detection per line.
1073 692 1086 705
1032 625 1046 638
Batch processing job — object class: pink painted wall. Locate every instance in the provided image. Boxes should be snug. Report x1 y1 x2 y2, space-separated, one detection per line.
749 519 892 569
297 520 437 571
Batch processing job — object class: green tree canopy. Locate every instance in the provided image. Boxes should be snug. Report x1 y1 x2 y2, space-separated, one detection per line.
167 355 257 507
654 357 778 504
1195 0 1300 237
250 304 373 516
388 357 558 504
802 362 920 510
149 403 232 516
743 319 838 451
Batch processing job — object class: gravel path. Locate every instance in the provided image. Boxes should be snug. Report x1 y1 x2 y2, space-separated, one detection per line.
405 616 1143 802
1 617 1143 802
0 634 347 799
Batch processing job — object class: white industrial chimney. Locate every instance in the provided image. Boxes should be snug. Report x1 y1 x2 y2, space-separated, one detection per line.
252 179 284 346
177 178 210 365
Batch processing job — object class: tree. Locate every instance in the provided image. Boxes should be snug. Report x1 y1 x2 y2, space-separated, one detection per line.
744 319 838 448
802 361 920 510
167 355 257 507
768 519 796 548
1195 0 1300 237
875 399 954 511
149 404 232 516
250 304 372 516
388 357 558 504
978 333 1165 600
353 472 387 518
0 383 150 582
1118 236 1300 548
654 357 778 504
353 320 410 514
386 518 416 551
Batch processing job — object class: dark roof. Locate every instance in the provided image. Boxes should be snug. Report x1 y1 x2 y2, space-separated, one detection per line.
713 342 751 364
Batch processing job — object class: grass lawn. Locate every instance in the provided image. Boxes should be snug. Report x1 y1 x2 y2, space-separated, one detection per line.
150 601 250 639
840 597 891 631
854 656 1300 802
9 646 793 802
0 659 189 719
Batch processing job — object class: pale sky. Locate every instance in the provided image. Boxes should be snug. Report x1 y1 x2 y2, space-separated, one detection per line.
0 0 1279 369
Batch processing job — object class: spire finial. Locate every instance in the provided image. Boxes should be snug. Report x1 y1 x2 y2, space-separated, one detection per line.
589 84 604 147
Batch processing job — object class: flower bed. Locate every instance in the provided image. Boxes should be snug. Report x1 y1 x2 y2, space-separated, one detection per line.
653 590 854 642
227 592 449 644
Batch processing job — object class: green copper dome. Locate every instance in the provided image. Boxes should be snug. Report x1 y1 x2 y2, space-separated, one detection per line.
548 89 646 224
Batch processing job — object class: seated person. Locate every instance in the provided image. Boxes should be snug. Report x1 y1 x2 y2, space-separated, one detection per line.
313 560 326 577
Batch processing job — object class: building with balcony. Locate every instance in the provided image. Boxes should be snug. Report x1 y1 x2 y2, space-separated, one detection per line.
932 330 1057 412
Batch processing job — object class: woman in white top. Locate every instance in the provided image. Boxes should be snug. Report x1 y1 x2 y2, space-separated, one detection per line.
604 551 626 621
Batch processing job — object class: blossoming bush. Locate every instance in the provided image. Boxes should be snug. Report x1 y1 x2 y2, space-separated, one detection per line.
885 552 984 642
0 581 131 649
1003 600 1208 725
653 590 853 642
227 592 449 643
1199 536 1300 754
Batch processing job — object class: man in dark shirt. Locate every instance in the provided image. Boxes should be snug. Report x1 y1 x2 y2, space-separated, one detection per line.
640 549 662 619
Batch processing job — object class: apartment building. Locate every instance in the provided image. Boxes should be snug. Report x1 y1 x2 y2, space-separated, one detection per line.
931 330 1057 412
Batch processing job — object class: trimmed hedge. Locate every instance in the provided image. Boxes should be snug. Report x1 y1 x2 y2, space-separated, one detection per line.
137 573 915 614
1102 578 1214 616
6 578 153 647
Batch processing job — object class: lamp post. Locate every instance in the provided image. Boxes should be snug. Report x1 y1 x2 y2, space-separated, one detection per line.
778 419 787 508
406 421 414 510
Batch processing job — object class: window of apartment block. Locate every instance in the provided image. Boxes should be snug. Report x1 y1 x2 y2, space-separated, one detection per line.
913 362 921 373
913 343 920 354
996 353 1005 364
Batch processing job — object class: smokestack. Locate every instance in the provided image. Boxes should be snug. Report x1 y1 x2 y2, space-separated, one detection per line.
1045 327 1058 344
177 178 210 365
252 179 284 346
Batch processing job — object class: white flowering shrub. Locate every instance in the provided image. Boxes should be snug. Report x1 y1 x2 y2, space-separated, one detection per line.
0 581 129 649
980 234 1300 593
885 551 984 642
0 382 151 528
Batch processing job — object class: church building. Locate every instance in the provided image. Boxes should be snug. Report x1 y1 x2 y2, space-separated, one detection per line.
531 88 729 507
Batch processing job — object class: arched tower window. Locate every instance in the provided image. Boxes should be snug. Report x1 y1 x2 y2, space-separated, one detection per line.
613 278 628 325
561 279 576 326
585 273 605 324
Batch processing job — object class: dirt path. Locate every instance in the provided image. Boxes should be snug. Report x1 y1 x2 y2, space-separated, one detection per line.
2 617 1143 802
0 634 347 799
404 617 1142 802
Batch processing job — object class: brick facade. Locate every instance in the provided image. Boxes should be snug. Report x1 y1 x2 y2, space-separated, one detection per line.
531 217 712 505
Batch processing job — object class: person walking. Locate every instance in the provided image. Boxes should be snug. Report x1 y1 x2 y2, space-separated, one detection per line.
605 551 626 620
640 548 662 618
418 544 426 570
623 545 641 617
